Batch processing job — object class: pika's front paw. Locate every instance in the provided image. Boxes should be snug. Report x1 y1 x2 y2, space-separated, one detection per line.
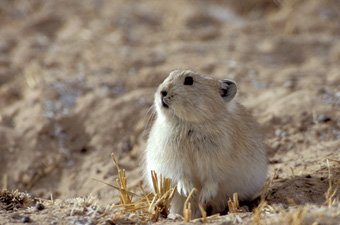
177 180 195 197
199 182 218 204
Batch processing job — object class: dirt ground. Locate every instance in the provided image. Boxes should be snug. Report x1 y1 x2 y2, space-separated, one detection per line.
0 0 340 224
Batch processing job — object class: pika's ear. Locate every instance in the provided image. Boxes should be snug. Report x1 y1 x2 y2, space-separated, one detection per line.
219 80 237 102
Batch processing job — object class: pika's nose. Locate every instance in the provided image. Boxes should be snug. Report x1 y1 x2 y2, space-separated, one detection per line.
161 90 167 97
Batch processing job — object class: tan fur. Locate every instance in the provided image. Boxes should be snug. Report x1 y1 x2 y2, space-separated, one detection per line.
144 70 267 218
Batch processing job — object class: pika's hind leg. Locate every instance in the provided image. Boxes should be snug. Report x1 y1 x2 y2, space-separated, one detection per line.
169 193 185 218
199 182 218 204
169 192 202 219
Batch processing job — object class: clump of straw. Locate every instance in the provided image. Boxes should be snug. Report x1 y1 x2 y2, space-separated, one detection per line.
228 193 243 213
94 153 177 222
149 170 177 221
324 159 340 207
0 189 32 210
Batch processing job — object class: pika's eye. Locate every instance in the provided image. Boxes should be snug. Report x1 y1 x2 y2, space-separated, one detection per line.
184 76 194 85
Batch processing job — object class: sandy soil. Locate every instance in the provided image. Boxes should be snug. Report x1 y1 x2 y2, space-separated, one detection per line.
0 0 340 224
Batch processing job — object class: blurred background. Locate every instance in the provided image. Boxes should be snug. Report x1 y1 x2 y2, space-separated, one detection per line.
0 0 339 205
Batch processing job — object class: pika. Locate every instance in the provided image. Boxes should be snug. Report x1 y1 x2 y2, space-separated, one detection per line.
145 70 267 218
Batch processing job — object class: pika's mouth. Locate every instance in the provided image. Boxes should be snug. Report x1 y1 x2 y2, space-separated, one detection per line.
161 97 169 108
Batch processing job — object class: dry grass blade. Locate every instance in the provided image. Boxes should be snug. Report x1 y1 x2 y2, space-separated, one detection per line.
2 174 8 190
228 193 243 213
138 182 150 206
151 170 160 197
92 178 143 198
287 198 297 205
198 203 207 222
290 167 295 178
325 185 339 207
151 207 160 222
326 158 340 163
183 188 197 222
111 211 122 223
111 153 133 206
191 214 221 223
253 200 267 225
261 168 279 200
287 205 309 225
24 62 43 89
184 202 191 223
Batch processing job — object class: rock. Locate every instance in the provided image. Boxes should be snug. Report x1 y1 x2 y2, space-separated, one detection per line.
22 216 31 223
11 213 22 219
36 202 45 211
318 115 331 123
281 131 290 137
275 129 290 137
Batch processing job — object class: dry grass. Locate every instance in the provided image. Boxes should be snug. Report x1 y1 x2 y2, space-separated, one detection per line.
96 153 234 223
252 158 340 225
253 201 267 225
198 203 207 222
149 170 177 221
95 154 340 224
0 189 33 210
324 159 340 207
26 156 62 190
227 193 243 213
94 153 177 222
252 168 278 224
24 62 44 89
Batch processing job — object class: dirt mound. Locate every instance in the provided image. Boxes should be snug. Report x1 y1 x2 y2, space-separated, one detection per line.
0 0 339 224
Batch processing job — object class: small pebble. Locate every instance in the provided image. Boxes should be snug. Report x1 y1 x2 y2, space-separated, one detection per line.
281 131 290 137
269 159 281 164
275 129 282 137
80 147 88 153
122 142 132 152
318 114 331 123
22 216 31 223
95 168 101 174
104 220 115 225
36 202 45 211
11 212 21 219
235 215 243 223
317 87 327 94
283 81 294 89
293 162 301 166
275 129 290 137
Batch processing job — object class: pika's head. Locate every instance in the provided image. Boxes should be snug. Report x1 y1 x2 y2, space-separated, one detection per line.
155 70 237 123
